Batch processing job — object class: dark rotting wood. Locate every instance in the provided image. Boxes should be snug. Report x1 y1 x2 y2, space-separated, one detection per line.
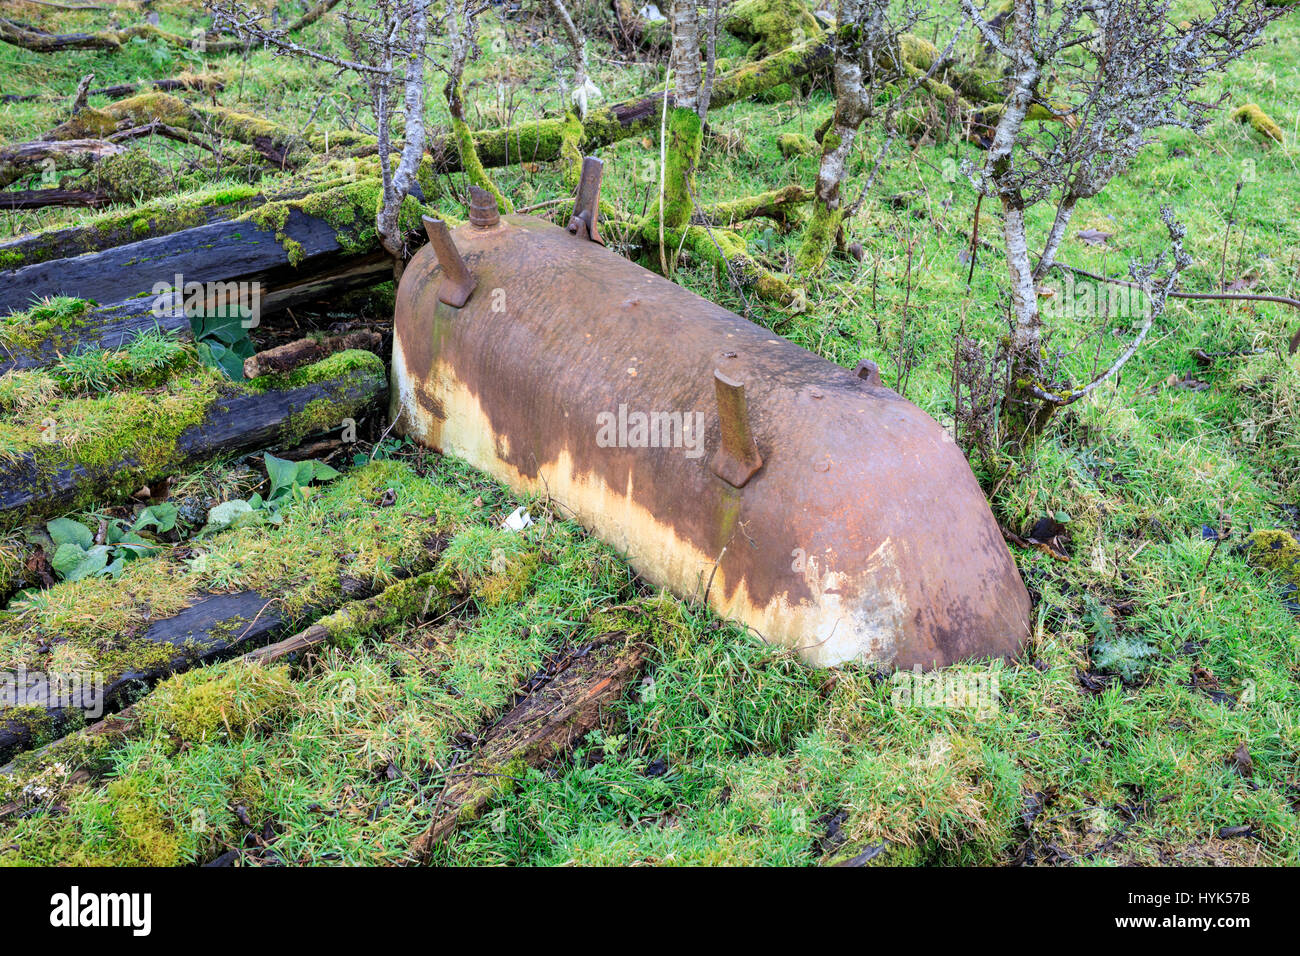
243 330 383 379
408 636 645 858
1 560 459 774
0 589 288 762
0 356 387 522
0 209 384 315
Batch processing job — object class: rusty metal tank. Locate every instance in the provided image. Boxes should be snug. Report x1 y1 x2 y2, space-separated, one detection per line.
392 170 1030 669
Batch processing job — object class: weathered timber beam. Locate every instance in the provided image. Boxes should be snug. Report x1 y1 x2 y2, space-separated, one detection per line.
0 187 111 209
408 637 645 858
0 350 388 522
0 206 385 316
0 185 263 268
0 557 458 769
243 330 382 379
0 138 124 189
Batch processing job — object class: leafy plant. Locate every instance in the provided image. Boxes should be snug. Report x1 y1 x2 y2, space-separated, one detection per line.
264 452 341 503
1092 636 1158 683
352 435 413 467
197 454 341 537
45 504 178 582
1083 594 1156 681
191 312 256 380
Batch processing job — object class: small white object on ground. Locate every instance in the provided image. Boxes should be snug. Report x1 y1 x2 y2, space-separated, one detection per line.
502 507 534 531
639 3 667 22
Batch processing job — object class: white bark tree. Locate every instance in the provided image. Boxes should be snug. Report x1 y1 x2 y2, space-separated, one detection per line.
963 0 1282 434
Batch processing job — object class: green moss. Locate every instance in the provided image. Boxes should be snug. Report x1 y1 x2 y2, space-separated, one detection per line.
449 88 515 215
86 150 168 203
247 348 385 394
141 663 295 743
795 200 843 273
96 776 184 866
899 33 939 71
0 296 92 355
1246 530 1300 588
2 705 54 747
663 108 704 232
724 0 822 56
778 132 817 158
1232 103 1284 142
243 178 430 260
0 367 224 488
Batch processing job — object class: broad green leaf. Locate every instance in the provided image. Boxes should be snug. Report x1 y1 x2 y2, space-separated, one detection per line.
51 542 88 578
199 498 255 537
134 503 179 533
47 517 93 550
264 453 300 500
64 545 111 582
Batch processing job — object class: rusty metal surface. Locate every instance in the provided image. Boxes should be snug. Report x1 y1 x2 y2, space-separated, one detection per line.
392 214 1030 669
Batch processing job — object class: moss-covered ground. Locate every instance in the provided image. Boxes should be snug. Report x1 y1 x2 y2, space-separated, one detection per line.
0 1 1297 866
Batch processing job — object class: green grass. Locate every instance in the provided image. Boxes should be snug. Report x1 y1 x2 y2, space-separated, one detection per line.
1 1 1297 866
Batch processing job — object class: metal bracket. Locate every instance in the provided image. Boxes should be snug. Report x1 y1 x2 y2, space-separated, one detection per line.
423 216 477 308
566 156 605 245
854 358 882 386
710 369 764 488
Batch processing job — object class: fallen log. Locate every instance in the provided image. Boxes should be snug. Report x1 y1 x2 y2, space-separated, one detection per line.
0 589 289 760
46 92 312 169
0 187 111 209
0 183 263 268
243 330 383 379
0 194 402 317
0 1 342 54
0 73 223 106
1 298 186 373
0 349 388 523
408 637 645 858
1 563 461 774
0 138 124 189
433 38 836 175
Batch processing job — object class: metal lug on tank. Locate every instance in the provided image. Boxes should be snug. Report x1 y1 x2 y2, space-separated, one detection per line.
422 216 477 308
468 186 500 228
710 369 764 488
855 358 882 386
566 156 605 245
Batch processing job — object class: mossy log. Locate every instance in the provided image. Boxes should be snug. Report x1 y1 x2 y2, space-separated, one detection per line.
2 299 185 374
0 187 112 210
0 590 289 761
0 18 226 53
1 74 224 106
243 330 383 379
0 0 342 54
0 185 263 269
0 350 388 523
47 92 311 168
696 183 813 230
427 38 837 175
0 138 124 190
723 0 823 57
408 636 645 858
1 563 462 774
0 191 399 318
